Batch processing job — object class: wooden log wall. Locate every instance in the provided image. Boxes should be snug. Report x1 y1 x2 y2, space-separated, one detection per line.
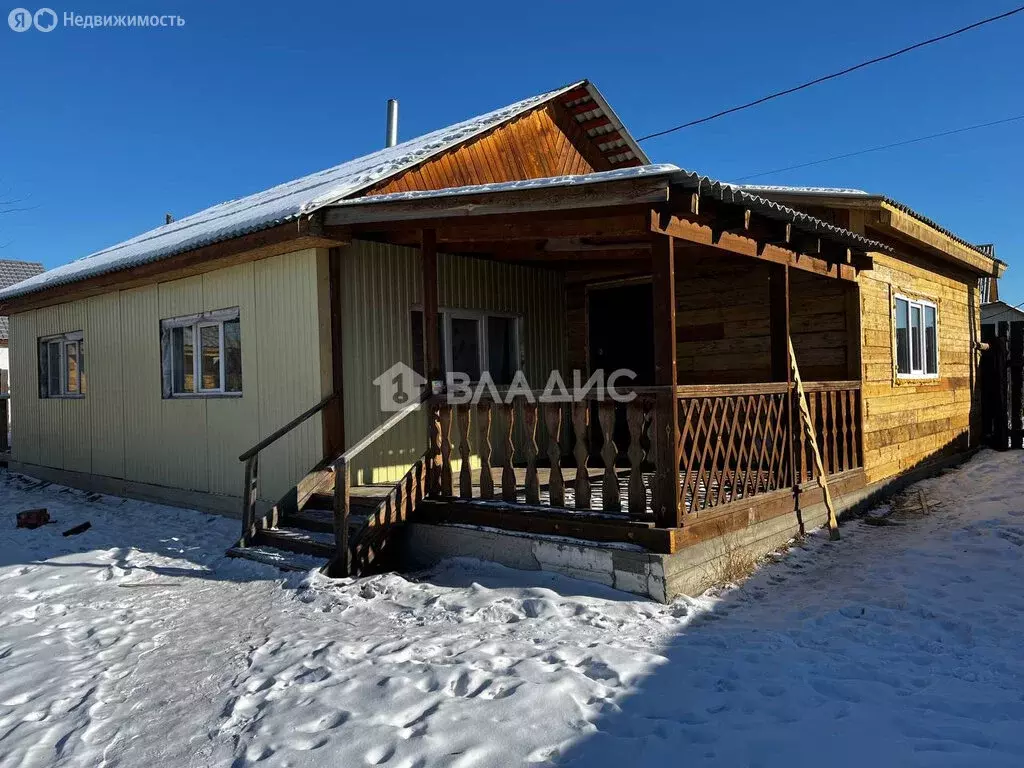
563 253 853 385
857 249 979 482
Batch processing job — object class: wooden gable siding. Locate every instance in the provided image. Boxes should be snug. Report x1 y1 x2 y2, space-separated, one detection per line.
365 104 608 197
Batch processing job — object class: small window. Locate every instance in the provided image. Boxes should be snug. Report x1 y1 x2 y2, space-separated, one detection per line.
38 331 86 398
161 308 242 397
894 296 938 377
411 308 521 384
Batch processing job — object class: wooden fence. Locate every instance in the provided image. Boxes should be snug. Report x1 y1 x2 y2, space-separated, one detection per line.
981 320 1024 449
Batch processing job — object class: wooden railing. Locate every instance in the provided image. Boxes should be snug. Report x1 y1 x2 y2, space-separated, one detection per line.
795 381 862 483
327 392 430 577
678 381 862 514
677 383 793 514
238 392 339 547
425 380 862 523
429 396 657 517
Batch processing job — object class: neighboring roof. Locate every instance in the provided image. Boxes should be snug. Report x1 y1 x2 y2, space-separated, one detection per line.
981 300 1024 324
0 260 43 339
1 80 645 304
329 164 892 254
735 184 994 260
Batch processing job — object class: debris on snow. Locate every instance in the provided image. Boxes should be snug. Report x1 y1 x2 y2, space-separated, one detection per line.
15 507 48 528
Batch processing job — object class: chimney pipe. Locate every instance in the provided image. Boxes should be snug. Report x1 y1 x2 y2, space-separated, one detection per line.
385 99 399 148
165 213 174 224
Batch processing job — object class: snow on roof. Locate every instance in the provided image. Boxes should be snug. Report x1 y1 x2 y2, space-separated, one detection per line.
328 164 891 254
331 163 682 206
738 184 996 260
0 81 591 302
734 184 871 196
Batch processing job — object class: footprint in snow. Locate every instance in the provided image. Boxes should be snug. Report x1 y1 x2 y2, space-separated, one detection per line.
364 744 396 765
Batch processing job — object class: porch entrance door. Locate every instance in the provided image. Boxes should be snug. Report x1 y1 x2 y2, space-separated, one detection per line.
587 282 654 461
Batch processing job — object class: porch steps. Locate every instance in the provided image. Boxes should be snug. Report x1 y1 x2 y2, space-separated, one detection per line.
232 488 394 571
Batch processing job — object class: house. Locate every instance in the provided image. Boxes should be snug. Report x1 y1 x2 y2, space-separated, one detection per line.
0 259 45 450
0 81 1005 601
0 260 44 391
735 185 1005 483
981 301 1024 335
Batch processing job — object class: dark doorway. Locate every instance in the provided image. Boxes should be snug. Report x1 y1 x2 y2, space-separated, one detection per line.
587 283 654 462
588 282 654 385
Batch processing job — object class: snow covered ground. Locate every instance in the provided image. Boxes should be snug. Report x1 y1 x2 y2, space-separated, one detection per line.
2 451 1024 767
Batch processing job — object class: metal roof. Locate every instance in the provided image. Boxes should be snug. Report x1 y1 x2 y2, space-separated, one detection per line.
736 184 994 259
331 164 892 255
0 80 630 303
678 176 891 254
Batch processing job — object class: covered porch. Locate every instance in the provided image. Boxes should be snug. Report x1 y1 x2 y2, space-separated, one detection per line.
321 166 881 558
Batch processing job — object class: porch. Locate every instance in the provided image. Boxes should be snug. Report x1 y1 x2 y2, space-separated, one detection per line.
325 168 873 566
234 166 881 590
410 379 864 554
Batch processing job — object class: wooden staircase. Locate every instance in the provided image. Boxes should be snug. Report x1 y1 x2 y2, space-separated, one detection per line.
227 393 430 577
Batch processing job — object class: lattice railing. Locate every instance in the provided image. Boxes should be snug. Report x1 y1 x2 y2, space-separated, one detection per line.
423 381 862 523
677 384 793 513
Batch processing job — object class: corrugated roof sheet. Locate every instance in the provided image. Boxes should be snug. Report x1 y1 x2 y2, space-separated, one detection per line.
0 81 599 303
333 164 891 254
679 175 890 254
736 184 993 259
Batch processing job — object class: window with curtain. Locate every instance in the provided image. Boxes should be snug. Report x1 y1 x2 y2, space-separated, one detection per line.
161 308 242 397
38 331 86 398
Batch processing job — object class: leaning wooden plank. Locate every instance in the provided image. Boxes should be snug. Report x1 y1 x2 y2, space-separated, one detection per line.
789 337 840 541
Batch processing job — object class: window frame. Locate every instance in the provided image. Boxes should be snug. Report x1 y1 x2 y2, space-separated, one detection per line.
894 294 939 379
161 308 242 398
38 331 85 399
411 307 523 384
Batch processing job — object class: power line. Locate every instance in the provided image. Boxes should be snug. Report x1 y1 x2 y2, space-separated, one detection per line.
732 113 1024 181
636 6 1024 142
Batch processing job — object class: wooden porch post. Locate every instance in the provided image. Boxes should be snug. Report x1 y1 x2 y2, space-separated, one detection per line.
422 229 442 495
768 264 790 383
323 248 345 458
769 264 796 506
651 227 682 528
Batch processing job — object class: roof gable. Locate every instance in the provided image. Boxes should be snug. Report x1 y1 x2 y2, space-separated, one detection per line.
366 100 620 196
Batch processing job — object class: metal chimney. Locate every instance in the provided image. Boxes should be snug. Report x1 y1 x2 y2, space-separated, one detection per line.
385 99 399 148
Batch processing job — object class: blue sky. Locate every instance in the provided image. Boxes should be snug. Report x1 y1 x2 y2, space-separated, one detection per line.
2 0 1022 300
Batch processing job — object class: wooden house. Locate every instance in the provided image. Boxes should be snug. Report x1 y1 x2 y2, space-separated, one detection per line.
0 81 1004 601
